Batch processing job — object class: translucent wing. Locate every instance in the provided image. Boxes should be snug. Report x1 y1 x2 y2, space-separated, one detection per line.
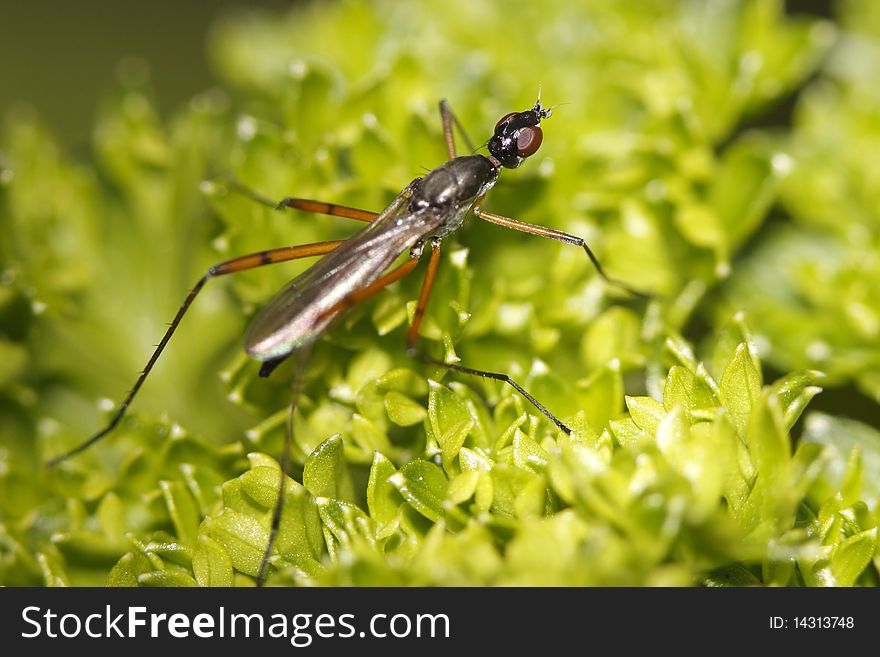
244 181 442 360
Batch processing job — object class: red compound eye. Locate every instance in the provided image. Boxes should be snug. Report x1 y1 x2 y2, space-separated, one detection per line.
494 112 516 130
516 126 543 157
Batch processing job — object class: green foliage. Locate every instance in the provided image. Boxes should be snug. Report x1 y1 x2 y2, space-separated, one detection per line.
1 0 878 586
719 1 880 398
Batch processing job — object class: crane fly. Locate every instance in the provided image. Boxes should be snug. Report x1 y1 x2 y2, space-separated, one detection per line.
48 97 647 585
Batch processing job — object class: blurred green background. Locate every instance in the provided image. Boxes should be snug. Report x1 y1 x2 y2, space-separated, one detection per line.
1 0 879 586
0 1 290 147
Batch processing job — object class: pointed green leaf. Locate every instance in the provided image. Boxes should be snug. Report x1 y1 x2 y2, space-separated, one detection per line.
192 535 234 587
438 418 473 471
366 452 400 529
384 390 427 426
159 480 201 546
831 528 877 586
107 552 153 587
427 379 474 443
389 460 448 522
712 312 753 381
303 435 355 503
664 365 718 413
447 471 480 505
720 343 763 437
513 430 549 474
491 464 543 518
626 395 666 433
203 511 269 578
770 370 823 431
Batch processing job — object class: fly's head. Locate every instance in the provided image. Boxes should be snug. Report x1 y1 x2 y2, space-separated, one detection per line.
487 100 552 169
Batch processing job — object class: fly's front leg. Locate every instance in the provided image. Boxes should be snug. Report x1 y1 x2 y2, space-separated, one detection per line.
226 177 426 226
222 178 380 222
473 207 652 299
275 198 378 222
405 240 573 435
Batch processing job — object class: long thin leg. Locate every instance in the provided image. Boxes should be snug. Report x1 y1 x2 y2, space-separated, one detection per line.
256 342 311 587
406 242 442 350
46 240 343 467
255 252 424 584
473 207 651 299
223 178 379 223
276 198 377 223
277 179 422 226
439 100 476 160
405 242 572 435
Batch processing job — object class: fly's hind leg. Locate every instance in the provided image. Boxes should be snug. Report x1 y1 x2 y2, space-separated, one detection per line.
256 343 311 587
47 240 344 467
405 240 574 436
